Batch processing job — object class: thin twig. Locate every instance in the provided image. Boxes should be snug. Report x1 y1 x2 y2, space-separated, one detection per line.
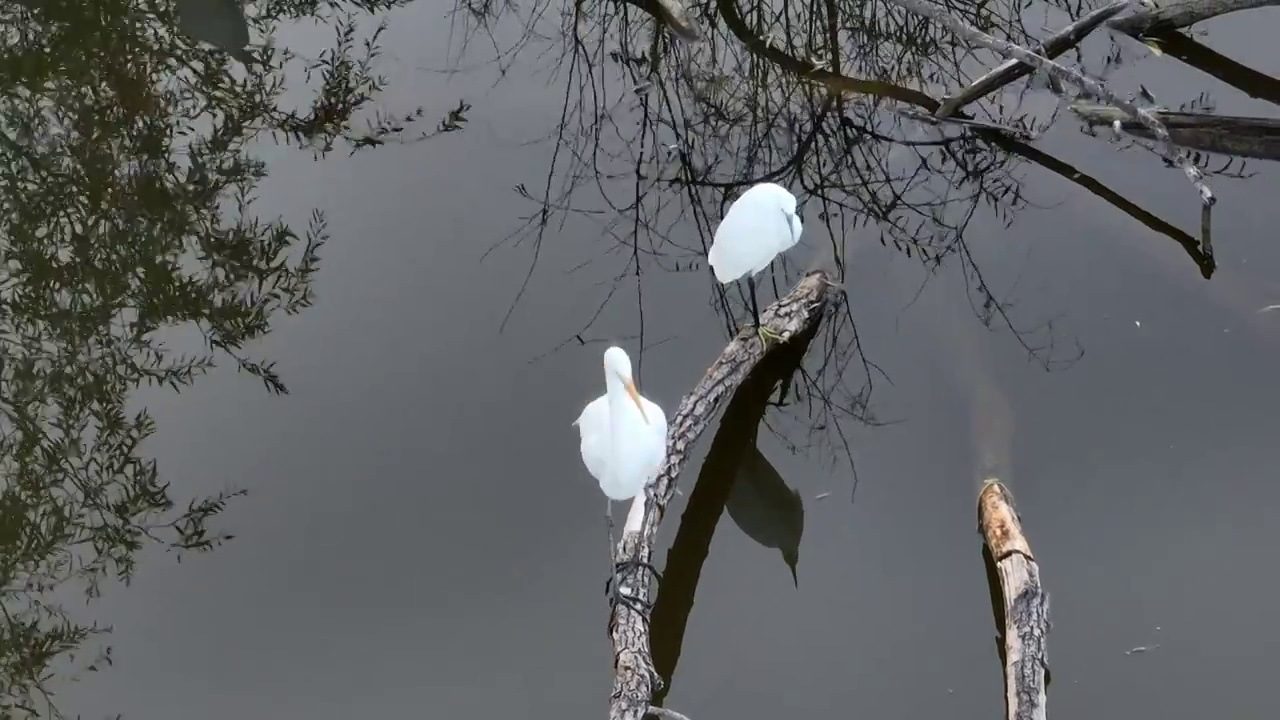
898 108 1036 139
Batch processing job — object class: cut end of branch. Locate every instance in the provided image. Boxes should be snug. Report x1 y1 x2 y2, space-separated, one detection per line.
978 479 1033 561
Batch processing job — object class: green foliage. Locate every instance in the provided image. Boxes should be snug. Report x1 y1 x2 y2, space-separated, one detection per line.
0 0 451 715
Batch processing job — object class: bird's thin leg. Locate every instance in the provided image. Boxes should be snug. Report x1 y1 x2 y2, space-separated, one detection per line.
747 275 762 328
603 498 660 614
606 498 620 603
747 275 783 348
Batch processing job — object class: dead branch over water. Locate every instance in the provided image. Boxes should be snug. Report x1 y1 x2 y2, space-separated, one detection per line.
608 271 838 720
1108 0 1280 36
887 0 1217 206
980 480 1050 720
936 0 1132 118
1072 101 1280 160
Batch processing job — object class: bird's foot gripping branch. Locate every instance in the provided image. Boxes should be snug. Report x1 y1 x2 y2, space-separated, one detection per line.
755 324 785 348
606 558 663 614
606 270 839 720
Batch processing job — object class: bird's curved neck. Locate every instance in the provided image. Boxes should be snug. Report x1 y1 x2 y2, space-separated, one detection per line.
604 370 632 492
604 368 624 392
605 371 631 414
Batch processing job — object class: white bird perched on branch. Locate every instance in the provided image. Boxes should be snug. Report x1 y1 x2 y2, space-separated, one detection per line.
573 346 667 606
708 182 804 346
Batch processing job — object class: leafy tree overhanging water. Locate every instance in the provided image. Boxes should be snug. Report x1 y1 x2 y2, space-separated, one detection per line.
0 1 448 715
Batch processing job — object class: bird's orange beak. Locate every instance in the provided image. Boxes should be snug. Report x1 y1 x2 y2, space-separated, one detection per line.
617 373 650 424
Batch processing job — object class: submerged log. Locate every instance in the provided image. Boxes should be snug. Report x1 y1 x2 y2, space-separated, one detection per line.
979 479 1050 720
1071 100 1280 160
608 270 838 720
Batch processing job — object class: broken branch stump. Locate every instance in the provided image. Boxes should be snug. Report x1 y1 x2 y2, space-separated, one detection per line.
979 479 1050 720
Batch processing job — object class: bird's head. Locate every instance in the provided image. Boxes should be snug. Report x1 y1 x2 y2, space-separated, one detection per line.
603 346 650 424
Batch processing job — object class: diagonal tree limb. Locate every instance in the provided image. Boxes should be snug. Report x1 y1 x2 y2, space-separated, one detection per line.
608 270 839 720
936 0 1134 118
883 0 1216 206
648 317 822 706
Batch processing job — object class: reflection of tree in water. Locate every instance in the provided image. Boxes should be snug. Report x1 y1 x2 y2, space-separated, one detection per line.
0 1 441 714
461 0 1224 302
462 0 1203 480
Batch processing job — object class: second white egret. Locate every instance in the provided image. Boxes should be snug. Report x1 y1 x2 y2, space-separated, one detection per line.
573 346 668 602
708 182 804 346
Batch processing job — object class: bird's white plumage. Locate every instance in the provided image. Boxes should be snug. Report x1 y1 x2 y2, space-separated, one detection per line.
708 182 803 284
573 347 668 501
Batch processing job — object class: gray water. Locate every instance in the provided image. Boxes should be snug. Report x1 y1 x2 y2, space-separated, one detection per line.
5 0 1280 719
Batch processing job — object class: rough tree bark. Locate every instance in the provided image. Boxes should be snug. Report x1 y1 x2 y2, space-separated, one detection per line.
607 270 838 720
979 479 1050 720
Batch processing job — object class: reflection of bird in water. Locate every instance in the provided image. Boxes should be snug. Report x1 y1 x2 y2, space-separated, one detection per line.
726 443 805 586
574 346 668 606
709 183 805 347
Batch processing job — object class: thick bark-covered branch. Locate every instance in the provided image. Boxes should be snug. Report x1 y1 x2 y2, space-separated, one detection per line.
1108 0 1280 36
649 319 820 705
608 270 838 720
936 0 1133 118
979 480 1050 720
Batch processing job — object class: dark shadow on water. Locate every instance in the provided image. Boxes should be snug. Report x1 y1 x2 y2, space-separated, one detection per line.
649 323 820 706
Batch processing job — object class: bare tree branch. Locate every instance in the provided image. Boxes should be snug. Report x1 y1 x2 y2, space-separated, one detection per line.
608 271 839 720
936 0 1132 118
885 0 1217 205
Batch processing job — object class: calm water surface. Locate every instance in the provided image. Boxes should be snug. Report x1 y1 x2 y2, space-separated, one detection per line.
6 0 1280 718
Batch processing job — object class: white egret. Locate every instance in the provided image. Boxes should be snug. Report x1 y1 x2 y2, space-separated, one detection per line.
573 346 668 605
708 182 804 346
